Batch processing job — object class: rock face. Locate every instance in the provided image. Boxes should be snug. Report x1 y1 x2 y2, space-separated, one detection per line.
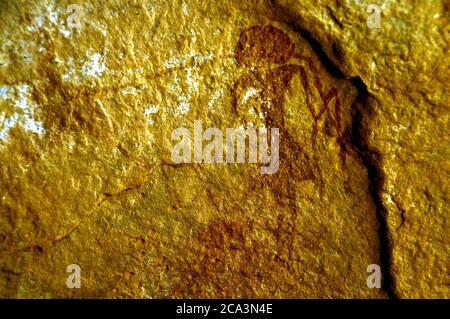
0 0 447 298
274 0 450 298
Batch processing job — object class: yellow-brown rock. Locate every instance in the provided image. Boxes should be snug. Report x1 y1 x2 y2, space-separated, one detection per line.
0 0 447 298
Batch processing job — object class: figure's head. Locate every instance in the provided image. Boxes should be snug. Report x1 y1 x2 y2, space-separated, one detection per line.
235 25 294 67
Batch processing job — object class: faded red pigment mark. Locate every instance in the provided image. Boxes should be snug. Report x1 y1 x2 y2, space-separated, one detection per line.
169 27 354 297
170 220 289 298
232 25 343 149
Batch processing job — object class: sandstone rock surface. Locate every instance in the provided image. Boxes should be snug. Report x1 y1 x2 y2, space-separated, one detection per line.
0 0 448 298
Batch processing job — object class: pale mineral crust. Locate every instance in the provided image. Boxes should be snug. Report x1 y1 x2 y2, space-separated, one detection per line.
0 0 448 298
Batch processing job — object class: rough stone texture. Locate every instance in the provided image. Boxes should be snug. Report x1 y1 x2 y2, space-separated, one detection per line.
274 0 449 298
0 0 447 298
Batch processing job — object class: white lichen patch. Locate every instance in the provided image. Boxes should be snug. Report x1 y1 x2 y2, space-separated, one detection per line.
144 105 158 116
208 88 224 109
182 3 189 16
121 87 138 95
164 55 208 116
186 68 199 96
164 53 213 70
144 105 158 125
60 28 72 38
63 50 108 82
62 57 80 82
176 98 190 115
0 85 45 144
26 13 45 33
241 87 260 105
0 113 19 142
81 52 107 78
0 52 10 67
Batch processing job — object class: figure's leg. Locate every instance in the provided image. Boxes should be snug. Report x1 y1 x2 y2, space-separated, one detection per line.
319 87 341 133
294 54 343 141
293 54 324 99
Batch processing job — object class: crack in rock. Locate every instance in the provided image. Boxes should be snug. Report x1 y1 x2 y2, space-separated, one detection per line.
270 2 399 298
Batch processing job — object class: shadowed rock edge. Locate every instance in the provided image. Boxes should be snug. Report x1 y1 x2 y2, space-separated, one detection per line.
271 4 398 299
